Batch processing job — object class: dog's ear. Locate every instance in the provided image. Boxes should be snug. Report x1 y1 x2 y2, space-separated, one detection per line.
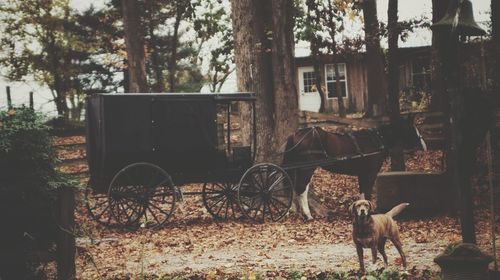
368 201 375 213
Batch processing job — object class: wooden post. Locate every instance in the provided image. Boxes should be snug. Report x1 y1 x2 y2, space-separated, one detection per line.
29 91 34 109
57 186 75 280
6 86 12 109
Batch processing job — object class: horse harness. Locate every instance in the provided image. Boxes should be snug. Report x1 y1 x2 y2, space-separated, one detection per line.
286 126 386 161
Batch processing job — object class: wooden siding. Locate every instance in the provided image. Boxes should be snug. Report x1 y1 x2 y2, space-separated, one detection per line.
295 56 367 113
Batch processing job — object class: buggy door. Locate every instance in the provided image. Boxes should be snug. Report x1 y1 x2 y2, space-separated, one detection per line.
151 97 218 175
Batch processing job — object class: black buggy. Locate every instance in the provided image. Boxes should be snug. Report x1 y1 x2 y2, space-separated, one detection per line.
85 93 294 228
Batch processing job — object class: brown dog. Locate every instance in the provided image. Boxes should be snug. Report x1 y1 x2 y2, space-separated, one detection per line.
350 197 408 272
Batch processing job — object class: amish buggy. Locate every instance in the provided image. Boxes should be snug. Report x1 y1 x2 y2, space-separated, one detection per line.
85 93 295 228
85 92 426 228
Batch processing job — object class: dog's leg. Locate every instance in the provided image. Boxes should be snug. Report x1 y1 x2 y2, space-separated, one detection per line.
391 237 407 268
298 183 313 221
371 245 378 265
378 237 388 267
356 243 365 272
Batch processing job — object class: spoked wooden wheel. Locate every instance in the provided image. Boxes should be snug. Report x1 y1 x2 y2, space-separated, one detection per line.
85 186 117 227
202 182 241 220
237 163 294 223
108 162 176 229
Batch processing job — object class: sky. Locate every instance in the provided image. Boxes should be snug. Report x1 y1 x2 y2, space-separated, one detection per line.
0 0 492 114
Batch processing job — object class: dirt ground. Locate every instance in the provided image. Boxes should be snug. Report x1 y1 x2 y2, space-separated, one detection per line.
72 151 500 279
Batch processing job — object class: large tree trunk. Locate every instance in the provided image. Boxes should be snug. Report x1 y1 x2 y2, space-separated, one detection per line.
122 0 148 93
362 0 387 117
430 0 450 112
230 0 254 147
231 0 299 163
387 0 405 171
270 0 299 156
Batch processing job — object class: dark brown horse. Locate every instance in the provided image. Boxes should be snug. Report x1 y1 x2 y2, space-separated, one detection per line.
282 116 426 220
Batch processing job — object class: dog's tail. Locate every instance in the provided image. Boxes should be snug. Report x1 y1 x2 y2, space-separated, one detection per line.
385 203 409 218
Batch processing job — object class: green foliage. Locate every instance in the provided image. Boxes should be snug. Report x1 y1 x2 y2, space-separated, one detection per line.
295 0 364 56
0 0 120 120
193 0 235 92
399 87 431 112
0 107 70 196
0 107 73 248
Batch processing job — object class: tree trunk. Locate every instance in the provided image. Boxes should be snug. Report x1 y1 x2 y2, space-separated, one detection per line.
311 39 326 113
146 2 165 93
492 0 500 92
231 0 299 163
122 0 148 93
168 11 182 92
334 63 346 117
362 0 387 117
230 0 254 147
430 0 450 112
388 0 405 171
429 0 450 111
270 0 299 159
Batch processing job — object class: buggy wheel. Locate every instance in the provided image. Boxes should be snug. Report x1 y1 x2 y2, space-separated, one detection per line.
85 186 116 226
237 163 293 223
202 182 241 220
108 162 176 229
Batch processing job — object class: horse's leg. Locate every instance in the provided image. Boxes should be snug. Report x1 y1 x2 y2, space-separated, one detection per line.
358 172 378 201
295 168 315 220
358 156 386 200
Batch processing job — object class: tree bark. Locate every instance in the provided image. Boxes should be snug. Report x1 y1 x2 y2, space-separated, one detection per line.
362 0 387 117
168 10 182 92
492 0 500 92
231 0 299 163
270 0 299 159
311 38 326 113
430 0 450 112
230 0 254 147
122 0 148 93
387 0 405 171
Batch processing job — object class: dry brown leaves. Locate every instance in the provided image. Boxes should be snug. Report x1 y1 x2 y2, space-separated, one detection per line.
65 131 498 278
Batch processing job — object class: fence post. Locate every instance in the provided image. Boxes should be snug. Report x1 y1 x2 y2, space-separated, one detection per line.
57 186 75 280
6 86 12 109
29 91 34 109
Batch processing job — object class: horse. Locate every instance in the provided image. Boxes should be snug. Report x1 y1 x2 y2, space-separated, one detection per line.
282 115 427 220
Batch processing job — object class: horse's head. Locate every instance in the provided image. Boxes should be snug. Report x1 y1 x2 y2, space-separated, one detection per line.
381 114 427 151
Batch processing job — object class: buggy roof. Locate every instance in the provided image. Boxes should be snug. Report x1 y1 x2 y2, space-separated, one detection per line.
94 92 256 101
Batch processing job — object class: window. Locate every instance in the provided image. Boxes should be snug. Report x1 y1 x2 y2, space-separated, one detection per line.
302 71 316 93
325 63 348 98
411 56 431 91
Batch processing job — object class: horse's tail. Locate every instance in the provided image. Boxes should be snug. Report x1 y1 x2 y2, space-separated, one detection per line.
385 203 409 218
282 134 296 164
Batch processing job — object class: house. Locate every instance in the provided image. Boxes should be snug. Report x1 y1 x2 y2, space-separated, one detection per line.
295 46 432 113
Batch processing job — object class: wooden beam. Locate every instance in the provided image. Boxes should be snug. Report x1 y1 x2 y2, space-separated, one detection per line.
302 111 385 128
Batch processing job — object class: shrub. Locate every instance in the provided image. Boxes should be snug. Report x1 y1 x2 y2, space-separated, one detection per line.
0 107 71 249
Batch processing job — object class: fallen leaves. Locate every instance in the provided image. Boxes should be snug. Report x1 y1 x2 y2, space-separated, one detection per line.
59 131 498 279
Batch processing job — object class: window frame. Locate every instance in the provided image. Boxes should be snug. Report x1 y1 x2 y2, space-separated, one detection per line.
324 63 348 99
410 56 431 91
